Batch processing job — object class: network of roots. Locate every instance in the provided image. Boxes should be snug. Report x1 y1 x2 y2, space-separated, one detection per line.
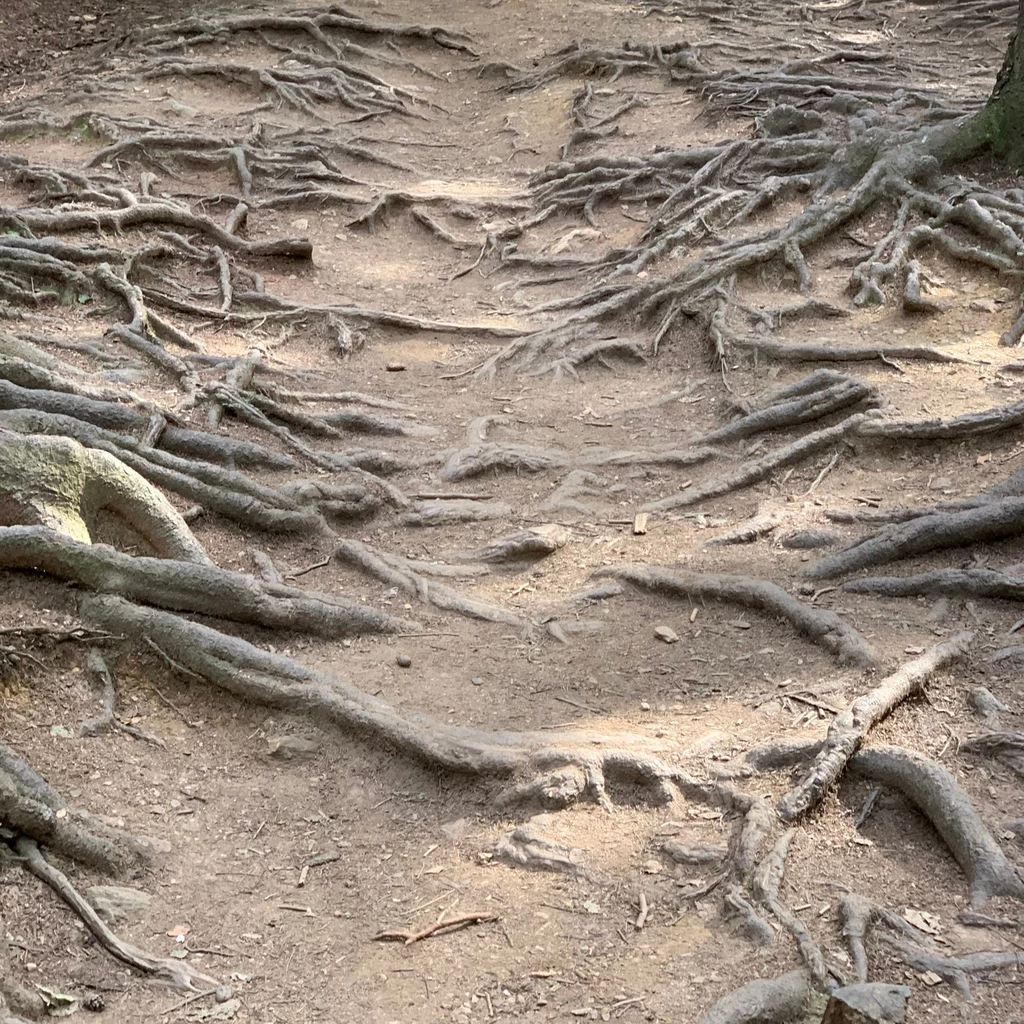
0 0 1023 1021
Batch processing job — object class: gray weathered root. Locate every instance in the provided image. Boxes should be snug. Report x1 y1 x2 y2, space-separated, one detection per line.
808 496 1024 580
777 633 972 821
845 568 1024 601
849 745 1024 907
695 970 814 1024
0 429 209 563
0 526 416 638
595 563 876 667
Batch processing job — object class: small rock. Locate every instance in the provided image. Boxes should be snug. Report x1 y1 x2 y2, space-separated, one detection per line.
386 362 407 372
291 217 309 230
654 625 679 644
84 994 105 1012
49 724 74 738
396 654 412 668
824 982 911 1022
928 476 953 490
642 859 663 874
85 885 151 925
215 986 234 1003
266 735 320 760
471 677 484 686
970 297 998 313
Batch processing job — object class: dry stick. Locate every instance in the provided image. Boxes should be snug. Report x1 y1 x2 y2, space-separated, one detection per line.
777 632 972 822
644 412 869 512
372 911 498 945
595 564 876 667
15 837 219 992
849 745 1024 908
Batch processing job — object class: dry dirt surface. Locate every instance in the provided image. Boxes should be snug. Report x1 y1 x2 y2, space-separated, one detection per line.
2 0 1024 1022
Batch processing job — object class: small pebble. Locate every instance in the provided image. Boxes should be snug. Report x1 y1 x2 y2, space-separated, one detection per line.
215 986 234 1003
386 362 407 372
397 654 412 668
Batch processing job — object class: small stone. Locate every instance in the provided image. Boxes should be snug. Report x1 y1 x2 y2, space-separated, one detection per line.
215 986 234 1003
85 886 151 925
471 677 484 686
397 654 412 668
291 217 309 230
654 626 679 644
970 297 998 313
929 476 953 490
266 735 320 760
385 362 407 372
84 994 105 1012
642 859 663 874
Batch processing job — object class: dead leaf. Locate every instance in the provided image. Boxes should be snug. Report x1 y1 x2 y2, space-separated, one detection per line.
166 924 190 938
903 908 941 935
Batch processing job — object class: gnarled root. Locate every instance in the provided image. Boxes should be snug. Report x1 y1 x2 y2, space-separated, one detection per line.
849 745 1024 907
81 594 678 809
695 970 813 1024
809 497 1024 580
0 526 416 638
0 429 208 563
778 633 972 821
595 564 876 667
845 568 1024 602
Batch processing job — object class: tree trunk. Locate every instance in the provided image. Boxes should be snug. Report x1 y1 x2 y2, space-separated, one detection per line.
980 0 1024 167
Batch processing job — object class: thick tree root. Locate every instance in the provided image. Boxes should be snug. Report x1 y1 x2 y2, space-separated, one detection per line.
16 838 219 994
80 648 165 747
703 506 785 548
723 890 775 946
81 595 679 808
0 526 416 638
733 337 971 366
857 397 1024 441
645 413 871 513
849 745 1024 907
0 430 208 563
0 744 150 877
695 970 814 1024
595 564 876 667
845 568 1024 601
809 497 1024 580
777 633 972 821
0 380 297 469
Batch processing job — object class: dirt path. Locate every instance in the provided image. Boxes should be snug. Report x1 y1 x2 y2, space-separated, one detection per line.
0 1 1023 1022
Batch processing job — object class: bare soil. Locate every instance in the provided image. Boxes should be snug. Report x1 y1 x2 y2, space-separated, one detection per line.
1 1 1023 1023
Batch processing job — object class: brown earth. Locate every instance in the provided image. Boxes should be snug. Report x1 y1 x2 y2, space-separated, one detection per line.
1 1 1023 1023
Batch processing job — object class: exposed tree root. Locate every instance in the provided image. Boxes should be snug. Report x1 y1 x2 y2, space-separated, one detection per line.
849 745 1024 907
0 742 151 877
838 894 928 986
960 732 1024 778
80 648 165 747
703 506 785 548
596 564 876 667
81 594 680 809
0 429 209 563
15 837 219 994
858 397 1024 440
809 496 1024 580
449 525 569 565
845 568 1024 601
777 633 972 821
333 539 527 628
0 526 416 638
751 833 833 987
733 336 970 366
645 413 871 513
723 890 775 947
695 970 813 1024
879 934 1023 1001
494 826 585 875
696 373 879 447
